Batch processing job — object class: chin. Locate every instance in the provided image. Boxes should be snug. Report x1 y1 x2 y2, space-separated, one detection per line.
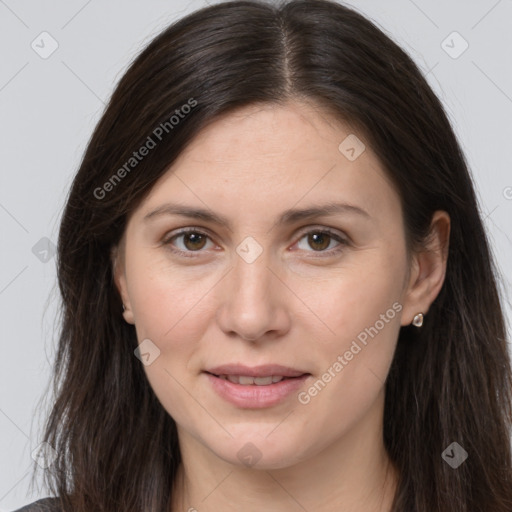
206 431 309 470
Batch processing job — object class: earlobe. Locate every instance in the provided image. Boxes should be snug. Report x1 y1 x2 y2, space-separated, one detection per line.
111 244 135 325
121 305 135 325
400 210 450 326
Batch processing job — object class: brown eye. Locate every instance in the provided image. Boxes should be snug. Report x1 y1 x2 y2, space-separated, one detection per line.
163 229 214 256
295 229 348 255
307 232 331 251
181 232 208 251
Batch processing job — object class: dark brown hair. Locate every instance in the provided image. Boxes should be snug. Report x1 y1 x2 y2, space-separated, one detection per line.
31 0 512 510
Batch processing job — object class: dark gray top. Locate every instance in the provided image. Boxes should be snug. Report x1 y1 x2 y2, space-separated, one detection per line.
12 497 62 512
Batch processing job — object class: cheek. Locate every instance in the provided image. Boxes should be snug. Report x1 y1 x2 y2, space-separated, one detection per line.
293 249 404 411
294 248 405 342
126 259 218 422
126 251 217 341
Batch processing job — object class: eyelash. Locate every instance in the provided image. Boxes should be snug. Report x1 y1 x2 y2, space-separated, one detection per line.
161 227 349 259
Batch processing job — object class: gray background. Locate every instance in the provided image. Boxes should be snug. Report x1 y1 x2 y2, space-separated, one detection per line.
1 0 511 509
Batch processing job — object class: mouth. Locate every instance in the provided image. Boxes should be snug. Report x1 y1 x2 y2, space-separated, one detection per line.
204 372 309 386
203 366 312 408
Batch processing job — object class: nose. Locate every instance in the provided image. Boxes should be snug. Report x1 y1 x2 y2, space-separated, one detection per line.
215 250 291 342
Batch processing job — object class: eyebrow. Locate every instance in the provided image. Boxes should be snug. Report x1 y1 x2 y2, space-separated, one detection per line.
143 201 371 229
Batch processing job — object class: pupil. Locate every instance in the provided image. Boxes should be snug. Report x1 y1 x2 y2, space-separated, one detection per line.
309 233 329 251
185 233 206 250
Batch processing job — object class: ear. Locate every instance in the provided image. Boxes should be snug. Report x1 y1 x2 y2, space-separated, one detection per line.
111 240 135 325
400 210 450 326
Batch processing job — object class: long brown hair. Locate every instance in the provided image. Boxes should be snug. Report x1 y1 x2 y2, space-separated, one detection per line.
32 0 512 510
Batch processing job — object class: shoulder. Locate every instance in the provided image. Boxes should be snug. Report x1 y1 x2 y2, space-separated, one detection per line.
11 497 62 512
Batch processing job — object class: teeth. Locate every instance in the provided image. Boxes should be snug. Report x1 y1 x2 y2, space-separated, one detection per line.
254 376 274 385
218 375 287 385
239 375 257 385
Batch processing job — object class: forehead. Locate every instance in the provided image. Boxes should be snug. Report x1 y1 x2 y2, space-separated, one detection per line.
132 101 401 229
178 101 354 167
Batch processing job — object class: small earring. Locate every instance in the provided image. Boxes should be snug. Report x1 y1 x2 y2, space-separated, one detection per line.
412 313 424 327
122 304 126 312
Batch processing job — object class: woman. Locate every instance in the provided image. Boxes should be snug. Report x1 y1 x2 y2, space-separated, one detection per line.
16 0 512 510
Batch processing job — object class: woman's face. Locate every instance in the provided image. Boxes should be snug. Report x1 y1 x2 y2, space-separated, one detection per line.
114 101 433 470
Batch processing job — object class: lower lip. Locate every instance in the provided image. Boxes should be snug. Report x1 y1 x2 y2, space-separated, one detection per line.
204 372 310 409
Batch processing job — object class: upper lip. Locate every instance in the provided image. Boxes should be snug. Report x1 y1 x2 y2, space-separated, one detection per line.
205 364 309 378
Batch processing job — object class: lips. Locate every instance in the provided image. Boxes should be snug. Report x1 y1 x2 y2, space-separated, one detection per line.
204 371 311 408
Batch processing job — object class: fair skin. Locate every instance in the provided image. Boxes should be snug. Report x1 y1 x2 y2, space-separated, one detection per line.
113 101 450 512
